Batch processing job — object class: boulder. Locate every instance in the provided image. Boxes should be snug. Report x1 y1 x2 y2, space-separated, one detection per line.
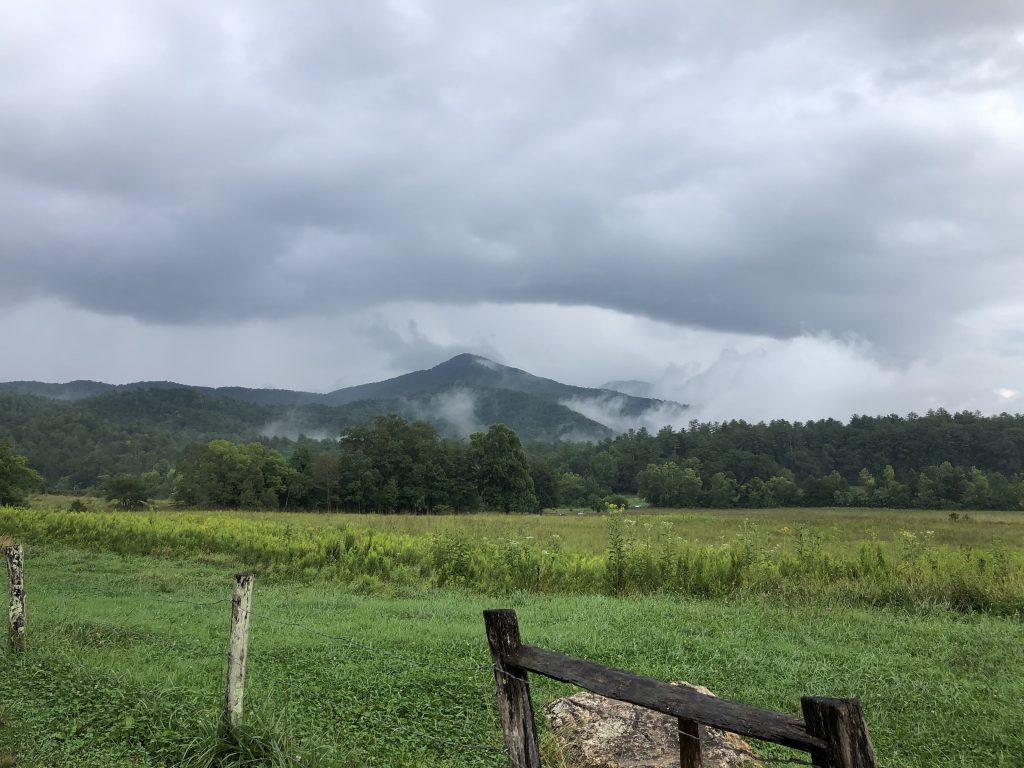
544 683 763 768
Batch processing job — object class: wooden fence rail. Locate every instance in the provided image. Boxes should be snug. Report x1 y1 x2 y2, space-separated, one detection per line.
484 608 877 768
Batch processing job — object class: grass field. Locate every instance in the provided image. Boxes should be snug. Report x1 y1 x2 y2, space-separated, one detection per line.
0 507 1022 766
3 505 1023 614
0 547 1021 767
31 496 1024 554
278 505 1024 554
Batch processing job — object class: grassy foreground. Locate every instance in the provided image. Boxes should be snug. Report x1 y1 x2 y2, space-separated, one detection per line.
0 547 1021 767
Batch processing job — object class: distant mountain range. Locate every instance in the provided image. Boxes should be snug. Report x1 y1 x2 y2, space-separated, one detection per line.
0 355 688 486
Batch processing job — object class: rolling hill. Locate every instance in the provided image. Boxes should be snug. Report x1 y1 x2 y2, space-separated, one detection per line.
1 354 678 414
0 355 687 488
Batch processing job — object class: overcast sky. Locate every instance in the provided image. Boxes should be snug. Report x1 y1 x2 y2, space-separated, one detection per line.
1 0 1022 423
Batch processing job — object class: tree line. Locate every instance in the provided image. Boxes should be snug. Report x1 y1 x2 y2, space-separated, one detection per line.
170 416 537 513
4 408 1024 512
0 383 604 493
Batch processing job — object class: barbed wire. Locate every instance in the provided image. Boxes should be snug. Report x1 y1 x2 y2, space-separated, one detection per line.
237 605 494 676
30 583 494 678
28 581 231 608
34 595 229 662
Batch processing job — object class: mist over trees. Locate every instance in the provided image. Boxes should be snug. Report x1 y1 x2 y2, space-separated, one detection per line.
3 406 1024 512
525 411 1024 511
166 418 536 513
160 411 1024 512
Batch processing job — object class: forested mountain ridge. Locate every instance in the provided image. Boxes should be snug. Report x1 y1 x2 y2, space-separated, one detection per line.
315 353 676 415
1 354 681 414
0 375 615 488
3 380 1024 510
0 354 689 488
7 357 1024 511
0 380 120 400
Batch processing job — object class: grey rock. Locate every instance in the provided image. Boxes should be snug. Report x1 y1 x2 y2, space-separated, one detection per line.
544 683 763 767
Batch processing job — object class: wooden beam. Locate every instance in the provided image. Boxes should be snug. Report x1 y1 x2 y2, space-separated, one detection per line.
505 644 826 753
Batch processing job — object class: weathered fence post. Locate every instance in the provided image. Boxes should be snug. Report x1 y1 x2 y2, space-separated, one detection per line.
223 572 254 732
3 545 25 651
678 716 704 767
801 697 877 768
484 609 542 768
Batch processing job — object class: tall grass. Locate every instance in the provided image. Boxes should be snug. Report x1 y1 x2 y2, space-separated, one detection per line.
1 506 1021 614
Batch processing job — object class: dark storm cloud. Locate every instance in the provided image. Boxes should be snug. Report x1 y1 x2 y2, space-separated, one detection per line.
1 0 1022 356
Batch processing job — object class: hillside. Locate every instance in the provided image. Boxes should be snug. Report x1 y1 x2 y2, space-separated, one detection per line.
0 354 685 437
316 354 665 411
0 355 692 488
0 354 682 416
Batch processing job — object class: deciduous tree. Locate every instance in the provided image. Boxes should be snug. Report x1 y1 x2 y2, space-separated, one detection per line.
0 439 44 506
469 423 537 512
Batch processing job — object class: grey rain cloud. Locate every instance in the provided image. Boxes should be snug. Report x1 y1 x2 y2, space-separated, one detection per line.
1 1 1023 423
2 0 1023 358
359 317 504 375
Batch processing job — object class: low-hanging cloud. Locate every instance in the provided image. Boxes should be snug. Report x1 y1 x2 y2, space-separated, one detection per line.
404 387 483 437
561 394 691 433
650 334 1024 424
260 411 336 442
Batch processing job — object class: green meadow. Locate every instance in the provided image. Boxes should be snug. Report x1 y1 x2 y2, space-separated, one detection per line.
0 506 1022 766
3 505 1022 613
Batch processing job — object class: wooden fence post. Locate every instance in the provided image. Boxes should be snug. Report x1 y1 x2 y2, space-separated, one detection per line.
484 609 542 768
3 545 25 651
678 716 704 767
801 697 877 768
223 573 254 732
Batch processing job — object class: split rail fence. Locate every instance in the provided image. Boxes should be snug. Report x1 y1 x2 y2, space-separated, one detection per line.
485 609 876 768
4 544 876 768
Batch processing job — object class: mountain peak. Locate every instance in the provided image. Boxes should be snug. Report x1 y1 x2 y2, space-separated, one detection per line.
435 352 497 367
1 354 688 438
